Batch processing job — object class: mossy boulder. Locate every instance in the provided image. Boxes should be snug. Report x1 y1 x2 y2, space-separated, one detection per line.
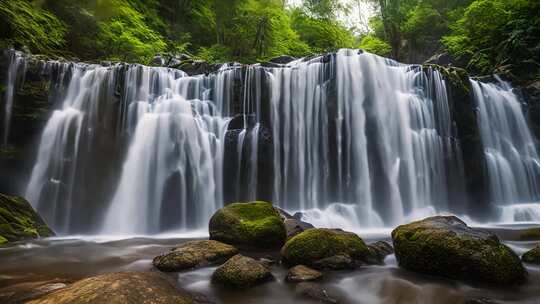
0 193 54 243
209 201 286 248
27 272 194 304
392 216 526 285
153 240 238 272
212 254 273 288
280 228 370 268
522 245 540 264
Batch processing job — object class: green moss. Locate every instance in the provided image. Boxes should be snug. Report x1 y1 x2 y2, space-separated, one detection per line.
522 245 540 264
209 201 286 248
280 228 370 266
0 193 54 243
392 216 526 285
0 235 7 245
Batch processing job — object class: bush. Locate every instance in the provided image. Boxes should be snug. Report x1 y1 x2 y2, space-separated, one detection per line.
0 0 66 55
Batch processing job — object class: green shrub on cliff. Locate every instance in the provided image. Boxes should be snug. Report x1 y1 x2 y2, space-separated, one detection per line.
0 0 66 55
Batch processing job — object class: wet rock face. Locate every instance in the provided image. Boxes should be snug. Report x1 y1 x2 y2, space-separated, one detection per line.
525 80 540 148
366 241 394 264
209 201 286 249
0 193 54 244
286 265 322 282
26 272 195 304
152 240 238 272
522 245 540 264
392 216 527 285
212 254 273 288
280 228 370 269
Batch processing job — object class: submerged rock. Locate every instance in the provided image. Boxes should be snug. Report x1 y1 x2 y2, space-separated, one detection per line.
27 272 195 304
209 201 286 248
366 241 394 264
212 254 273 288
286 265 322 282
153 240 238 272
295 282 341 304
280 228 370 269
522 245 540 264
0 193 54 244
392 216 526 285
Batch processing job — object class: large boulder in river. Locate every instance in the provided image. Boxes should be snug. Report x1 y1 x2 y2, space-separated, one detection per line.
153 240 238 272
27 272 195 304
212 254 273 288
522 245 540 264
280 228 370 269
209 201 286 248
0 193 54 244
392 216 526 285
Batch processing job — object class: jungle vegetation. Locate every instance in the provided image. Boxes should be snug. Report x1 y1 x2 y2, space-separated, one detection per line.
0 0 538 81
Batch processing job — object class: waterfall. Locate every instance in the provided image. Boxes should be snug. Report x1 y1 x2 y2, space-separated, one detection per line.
268 50 464 227
20 49 540 235
471 77 540 221
2 50 26 147
25 62 234 234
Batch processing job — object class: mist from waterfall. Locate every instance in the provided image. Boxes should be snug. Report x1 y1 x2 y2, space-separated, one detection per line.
471 77 540 222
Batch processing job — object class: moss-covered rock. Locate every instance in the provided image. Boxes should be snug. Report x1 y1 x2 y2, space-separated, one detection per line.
280 228 370 268
522 245 540 264
153 240 238 272
209 201 286 248
212 254 273 288
27 272 194 304
0 193 54 243
392 216 526 285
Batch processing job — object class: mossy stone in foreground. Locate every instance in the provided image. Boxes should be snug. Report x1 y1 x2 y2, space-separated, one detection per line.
392 216 526 285
0 193 54 243
280 228 370 267
522 245 540 264
209 201 286 248
212 254 272 288
27 272 194 304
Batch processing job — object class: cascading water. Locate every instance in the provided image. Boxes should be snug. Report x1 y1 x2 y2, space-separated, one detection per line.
2 50 26 147
268 50 464 227
471 77 540 222
16 49 540 235
25 61 235 234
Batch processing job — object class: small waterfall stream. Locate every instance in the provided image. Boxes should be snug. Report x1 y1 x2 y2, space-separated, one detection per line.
1 50 26 147
471 77 540 221
2 49 538 235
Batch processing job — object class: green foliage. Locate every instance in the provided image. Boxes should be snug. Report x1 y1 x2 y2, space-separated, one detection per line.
443 0 539 80
359 34 391 57
0 0 358 64
0 0 66 55
94 0 166 63
291 9 355 53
